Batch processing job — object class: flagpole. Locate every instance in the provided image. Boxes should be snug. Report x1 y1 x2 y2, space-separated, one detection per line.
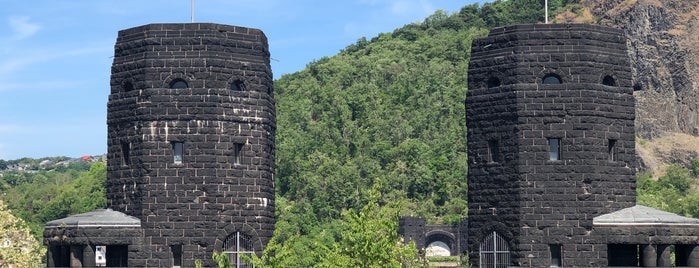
544 0 549 24
191 0 194 22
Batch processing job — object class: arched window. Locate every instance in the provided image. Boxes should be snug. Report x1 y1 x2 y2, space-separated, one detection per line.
170 79 188 89
223 232 255 268
230 80 245 91
480 232 510 268
602 75 616 86
542 74 562 84
487 77 501 88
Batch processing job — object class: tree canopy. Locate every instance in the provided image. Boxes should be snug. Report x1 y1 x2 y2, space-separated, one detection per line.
0 199 44 267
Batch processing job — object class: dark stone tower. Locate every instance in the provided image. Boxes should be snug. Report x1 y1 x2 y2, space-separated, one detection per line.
107 23 275 267
466 24 635 267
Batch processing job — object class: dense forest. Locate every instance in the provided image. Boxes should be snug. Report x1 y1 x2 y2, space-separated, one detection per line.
2 0 698 267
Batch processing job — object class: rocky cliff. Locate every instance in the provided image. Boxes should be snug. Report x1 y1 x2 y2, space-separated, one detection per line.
564 0 699 173
582 0 699 139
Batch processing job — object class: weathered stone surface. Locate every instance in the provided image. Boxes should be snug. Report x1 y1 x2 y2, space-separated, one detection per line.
43 23 275 268
467 24 636 267
107 23 275 267
466 23 699 268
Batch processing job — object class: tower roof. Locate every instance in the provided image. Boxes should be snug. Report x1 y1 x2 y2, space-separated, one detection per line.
593 205 699 226
45 209 141 228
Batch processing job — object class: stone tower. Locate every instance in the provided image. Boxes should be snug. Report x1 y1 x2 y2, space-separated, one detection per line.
466 24 636 267
107 23 275 267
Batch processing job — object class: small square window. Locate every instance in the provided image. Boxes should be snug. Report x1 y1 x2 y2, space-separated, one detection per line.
548 138 560 161
488 140 500 163
172 142 183 164
608 139 617 162
233 143 243 165
550 244 562 267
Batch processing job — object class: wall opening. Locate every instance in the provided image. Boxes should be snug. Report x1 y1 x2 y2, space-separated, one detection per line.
234 143 244 165
602 75 616 86
426 241 451 257
548 138 560 161
487 77 501 88
550 244 562 267
172 142 184 164
488 140 500 163
123 81 135 91
223 232 255 268
230 80 246 91
542 74 562 84
479 232 510 268
171 245 182 268
170 79 188 89
608 139 617 162
105 245 128 267
608 244 638 266
121 141 130 166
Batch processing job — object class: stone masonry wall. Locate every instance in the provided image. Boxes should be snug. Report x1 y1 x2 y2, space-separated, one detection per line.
467 24 635 267
107 23 275 267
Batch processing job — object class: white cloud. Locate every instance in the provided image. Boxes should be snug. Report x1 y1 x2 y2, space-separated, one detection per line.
8 16 40 40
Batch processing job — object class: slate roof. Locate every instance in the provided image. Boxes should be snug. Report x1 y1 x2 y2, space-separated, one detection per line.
45 209 141 228
593 205 699 226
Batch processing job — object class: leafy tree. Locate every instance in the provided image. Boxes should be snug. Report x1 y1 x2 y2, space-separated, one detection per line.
249 184 423 268
658 164 693 195
638 165 699 218
2 162 107 242
0 199 44 267
691 158 699 177
319 185 423 268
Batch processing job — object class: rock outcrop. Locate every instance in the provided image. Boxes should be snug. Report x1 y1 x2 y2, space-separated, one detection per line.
583 0 699 138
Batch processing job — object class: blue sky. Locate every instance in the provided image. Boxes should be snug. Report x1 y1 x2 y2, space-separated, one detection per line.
0 0 479 160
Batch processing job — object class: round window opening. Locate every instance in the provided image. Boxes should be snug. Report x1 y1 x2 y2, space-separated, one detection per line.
170 79 188 89
230 80 245 91
123 81 135 91
487 76 501 88
542 74 562 84
602 75 616 86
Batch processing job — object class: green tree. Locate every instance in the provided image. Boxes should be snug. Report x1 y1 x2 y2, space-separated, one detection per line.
318 184 423 268
691 158 699 177
248 185 423 268
0 200 44 267
658 164 693 195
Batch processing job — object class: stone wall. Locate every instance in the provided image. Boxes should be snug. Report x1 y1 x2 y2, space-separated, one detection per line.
107 23 275 267
398 217 468 256
467 24 636 267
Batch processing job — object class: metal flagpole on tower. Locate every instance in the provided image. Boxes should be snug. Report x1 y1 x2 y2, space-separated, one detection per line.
544 0 549 24
191 0 194 22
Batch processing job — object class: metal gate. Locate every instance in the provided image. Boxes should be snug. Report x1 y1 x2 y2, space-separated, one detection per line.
223 232 255 268
480 231 510 268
